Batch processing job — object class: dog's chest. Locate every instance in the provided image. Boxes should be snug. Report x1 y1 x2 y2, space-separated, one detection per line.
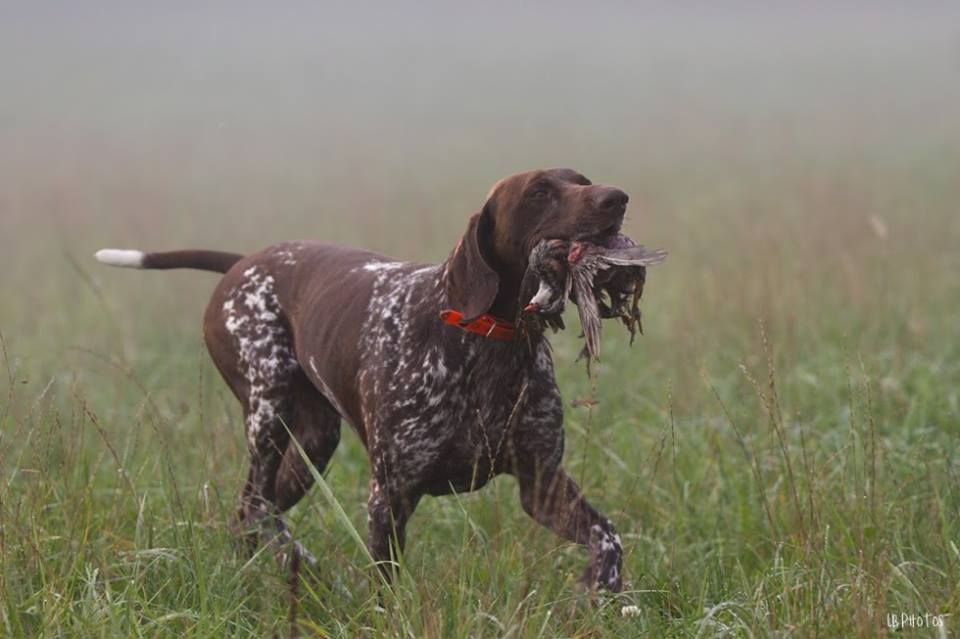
355 261 563 484
378 340 561 492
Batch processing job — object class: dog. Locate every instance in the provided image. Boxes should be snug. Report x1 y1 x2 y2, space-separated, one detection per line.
96 168 629 591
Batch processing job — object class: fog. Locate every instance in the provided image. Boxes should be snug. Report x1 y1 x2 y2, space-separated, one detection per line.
2 3 958 255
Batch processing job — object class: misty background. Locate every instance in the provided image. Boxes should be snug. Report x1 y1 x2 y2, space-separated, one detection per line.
1 2 958 365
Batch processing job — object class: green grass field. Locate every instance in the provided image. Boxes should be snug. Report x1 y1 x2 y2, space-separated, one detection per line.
2 6 960 637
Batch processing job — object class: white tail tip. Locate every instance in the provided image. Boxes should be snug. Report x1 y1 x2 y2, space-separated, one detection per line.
95 248 145 268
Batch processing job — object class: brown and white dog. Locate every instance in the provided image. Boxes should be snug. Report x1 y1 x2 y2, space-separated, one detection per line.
96 168 630 591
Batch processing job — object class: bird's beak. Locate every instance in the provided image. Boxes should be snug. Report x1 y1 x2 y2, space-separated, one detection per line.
524 282 554 313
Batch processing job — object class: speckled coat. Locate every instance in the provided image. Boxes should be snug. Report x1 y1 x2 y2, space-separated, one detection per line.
101 168 630 591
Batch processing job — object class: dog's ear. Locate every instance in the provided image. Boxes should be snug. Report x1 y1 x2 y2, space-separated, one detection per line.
445 207 499 321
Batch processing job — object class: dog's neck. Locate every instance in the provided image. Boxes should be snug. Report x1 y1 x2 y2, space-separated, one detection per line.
487 281 522 323
439 254 525 324
434 264 548 355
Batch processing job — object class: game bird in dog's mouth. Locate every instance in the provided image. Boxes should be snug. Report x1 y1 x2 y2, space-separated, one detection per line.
94 168 665 593
519 236 667 372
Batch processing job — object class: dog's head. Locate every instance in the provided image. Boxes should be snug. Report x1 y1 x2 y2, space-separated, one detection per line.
445 168 629 321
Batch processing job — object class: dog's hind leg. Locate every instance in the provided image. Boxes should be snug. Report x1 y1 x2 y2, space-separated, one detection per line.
235 372 341 570
237 376 299 561
273 373 342 512
203 265 315 567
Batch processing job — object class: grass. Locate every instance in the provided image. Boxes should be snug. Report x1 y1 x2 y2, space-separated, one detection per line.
3 151 958 636
2 8 960 636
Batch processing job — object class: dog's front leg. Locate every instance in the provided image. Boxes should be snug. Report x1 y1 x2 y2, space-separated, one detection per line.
518 466 623 592
367 478 419 582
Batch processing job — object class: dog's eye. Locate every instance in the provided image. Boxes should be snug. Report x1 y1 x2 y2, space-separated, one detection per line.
528 186 551 200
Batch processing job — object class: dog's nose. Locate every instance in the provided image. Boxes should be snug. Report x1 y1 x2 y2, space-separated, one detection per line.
596 188 629 214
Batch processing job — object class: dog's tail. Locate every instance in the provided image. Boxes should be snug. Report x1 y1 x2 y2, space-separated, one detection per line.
94 248 244 274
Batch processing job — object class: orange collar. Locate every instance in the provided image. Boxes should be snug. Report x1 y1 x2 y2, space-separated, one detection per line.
439 309 515 341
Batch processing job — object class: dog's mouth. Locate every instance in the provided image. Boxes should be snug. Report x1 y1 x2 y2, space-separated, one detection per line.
567 222 637 263
576 221 634 249
523 220 633 269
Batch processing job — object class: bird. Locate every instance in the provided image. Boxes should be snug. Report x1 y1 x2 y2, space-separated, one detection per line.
574 238 666 330
520 236 667 374
568 238 667 366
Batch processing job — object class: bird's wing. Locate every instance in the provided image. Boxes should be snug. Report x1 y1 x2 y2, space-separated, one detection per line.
596 246 668 267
